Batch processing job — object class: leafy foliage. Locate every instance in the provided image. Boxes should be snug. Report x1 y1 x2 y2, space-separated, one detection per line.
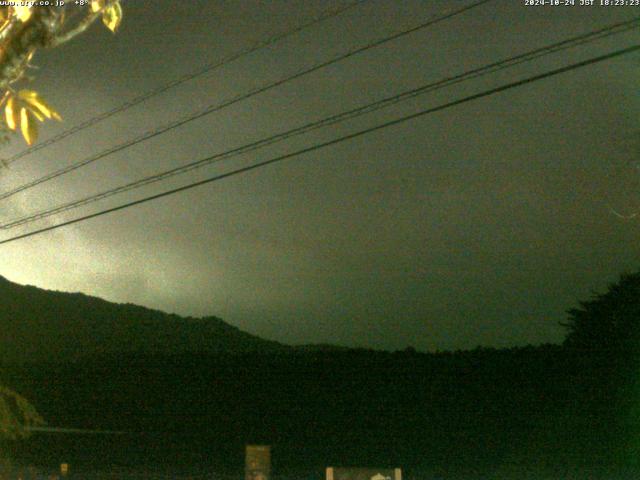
0 386 44 439
2 89 61 145
92 0 123 32
0 2 123 145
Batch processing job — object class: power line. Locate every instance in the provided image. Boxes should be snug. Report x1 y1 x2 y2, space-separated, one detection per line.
0 0 493 201
2 0 369 166
1 44 637 246
1 17 638 230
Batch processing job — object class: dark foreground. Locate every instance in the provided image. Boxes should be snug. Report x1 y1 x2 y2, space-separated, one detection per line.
1 344 638 480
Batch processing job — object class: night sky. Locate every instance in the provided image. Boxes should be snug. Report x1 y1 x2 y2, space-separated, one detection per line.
0 0 637 351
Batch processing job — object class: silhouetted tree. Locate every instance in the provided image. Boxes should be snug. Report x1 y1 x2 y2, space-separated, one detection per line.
562 270 640 467
562 270 640 357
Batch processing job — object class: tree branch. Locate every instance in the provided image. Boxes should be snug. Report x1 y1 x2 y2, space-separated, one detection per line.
50 10 101 47
0 7 63 89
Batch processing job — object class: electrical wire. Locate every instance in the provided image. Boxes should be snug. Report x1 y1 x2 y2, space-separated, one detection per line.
2 0 369 166
0 0 493 201
1 44 636 246
1 17 637 230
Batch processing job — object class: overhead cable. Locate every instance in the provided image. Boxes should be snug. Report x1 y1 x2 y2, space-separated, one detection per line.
0 0 493 201
2 18 638 230
2 0 369 166
1 44 637 246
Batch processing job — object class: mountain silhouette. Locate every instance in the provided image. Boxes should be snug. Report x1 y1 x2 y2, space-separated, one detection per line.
0 275 287 363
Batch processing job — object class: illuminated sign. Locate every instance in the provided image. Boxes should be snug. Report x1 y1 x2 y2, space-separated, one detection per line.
245 445 271 480
326 467 402 480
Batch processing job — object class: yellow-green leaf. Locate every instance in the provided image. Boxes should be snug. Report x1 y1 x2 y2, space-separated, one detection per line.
4 96 18 131
91 0 105 13
19 90 61 121
20 108 37 146
102 2 122 32
26 105 44 122
12 6 31 23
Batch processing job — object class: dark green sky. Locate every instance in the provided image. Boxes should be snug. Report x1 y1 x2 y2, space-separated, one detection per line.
0 0 638 351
